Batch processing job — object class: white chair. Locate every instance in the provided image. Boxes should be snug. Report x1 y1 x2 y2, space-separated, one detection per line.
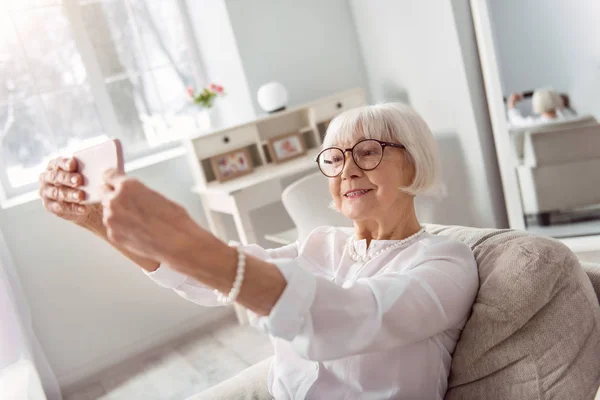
280 172 353 242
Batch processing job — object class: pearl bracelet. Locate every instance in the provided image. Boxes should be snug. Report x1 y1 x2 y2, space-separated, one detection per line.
214 245 246 305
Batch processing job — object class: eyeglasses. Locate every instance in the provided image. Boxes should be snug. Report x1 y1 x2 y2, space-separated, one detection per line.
315 139 406 177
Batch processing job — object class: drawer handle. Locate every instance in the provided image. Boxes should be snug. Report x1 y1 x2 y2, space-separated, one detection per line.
223 136 230 143
336 102 343 109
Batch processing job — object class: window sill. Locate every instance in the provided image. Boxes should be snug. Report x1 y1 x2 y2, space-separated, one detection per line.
0 146 187 210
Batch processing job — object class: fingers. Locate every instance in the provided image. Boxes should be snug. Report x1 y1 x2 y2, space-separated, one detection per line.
40 169 82 188
103 168 126 188
48 157 77 172
44 200 86 216
40 185 85 203
99 184 114 206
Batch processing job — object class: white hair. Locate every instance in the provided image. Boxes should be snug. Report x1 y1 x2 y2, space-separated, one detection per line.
532 88 563 114
322 103 440 196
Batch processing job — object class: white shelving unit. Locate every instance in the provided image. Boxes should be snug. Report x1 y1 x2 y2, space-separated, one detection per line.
183 88 366 246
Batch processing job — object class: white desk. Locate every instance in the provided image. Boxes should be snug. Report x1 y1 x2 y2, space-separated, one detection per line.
192 148 320 245
264 228 298 246
192 150 319 325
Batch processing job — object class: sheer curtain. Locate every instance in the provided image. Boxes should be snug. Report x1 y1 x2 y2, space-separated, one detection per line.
0 228 61 400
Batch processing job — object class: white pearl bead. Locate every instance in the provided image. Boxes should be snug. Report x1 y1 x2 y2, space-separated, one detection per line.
347 227 425 263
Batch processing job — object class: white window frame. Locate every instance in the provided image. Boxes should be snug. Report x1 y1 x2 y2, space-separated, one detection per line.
0 0 207 204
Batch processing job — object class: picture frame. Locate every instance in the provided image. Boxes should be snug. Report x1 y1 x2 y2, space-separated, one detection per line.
210 147 254 183
267 131 307 164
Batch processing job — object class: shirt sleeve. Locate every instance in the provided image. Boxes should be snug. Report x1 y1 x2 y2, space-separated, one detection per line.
144 241 300 307
254 239 479 361
507 108 536 127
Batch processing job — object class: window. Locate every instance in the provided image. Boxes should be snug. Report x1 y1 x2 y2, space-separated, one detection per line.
0 0 205 200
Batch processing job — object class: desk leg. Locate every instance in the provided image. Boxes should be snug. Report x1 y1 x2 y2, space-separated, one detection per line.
204 208 228 242
231 205 258 245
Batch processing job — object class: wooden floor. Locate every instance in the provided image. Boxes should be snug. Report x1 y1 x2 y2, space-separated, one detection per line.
63 315 273 400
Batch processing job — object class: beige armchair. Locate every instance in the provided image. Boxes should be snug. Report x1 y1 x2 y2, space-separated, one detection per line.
189 225 600 400
513 121 600 225
509 115 597 161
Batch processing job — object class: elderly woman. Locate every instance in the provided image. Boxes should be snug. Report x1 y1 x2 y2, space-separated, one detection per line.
39 103 478 399
507 88 575 127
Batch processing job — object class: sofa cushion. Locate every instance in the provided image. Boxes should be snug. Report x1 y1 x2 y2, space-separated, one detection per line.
424 224 600 400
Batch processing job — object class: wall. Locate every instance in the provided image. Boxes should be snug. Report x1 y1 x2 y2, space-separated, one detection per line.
489 0 600 118
0 157 231 388
224 0 368 114
184 0 256 128
349 0 507 228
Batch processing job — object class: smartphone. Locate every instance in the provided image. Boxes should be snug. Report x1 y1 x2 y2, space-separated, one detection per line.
73 139 124 204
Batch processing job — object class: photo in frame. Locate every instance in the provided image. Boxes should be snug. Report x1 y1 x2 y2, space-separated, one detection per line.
210 147 254 182
267 132 307 164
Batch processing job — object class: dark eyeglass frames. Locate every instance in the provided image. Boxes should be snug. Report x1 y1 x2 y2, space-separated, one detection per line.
315 139 406 178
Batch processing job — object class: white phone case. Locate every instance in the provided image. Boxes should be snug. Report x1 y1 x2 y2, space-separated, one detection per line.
73 139 124 204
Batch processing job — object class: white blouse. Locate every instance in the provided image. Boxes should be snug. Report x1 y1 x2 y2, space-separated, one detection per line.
146 227 479 400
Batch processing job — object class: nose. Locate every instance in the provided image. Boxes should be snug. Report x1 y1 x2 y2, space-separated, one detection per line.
341 150 361 180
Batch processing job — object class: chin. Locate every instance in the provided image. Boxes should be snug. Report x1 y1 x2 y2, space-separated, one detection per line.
341 205 372 222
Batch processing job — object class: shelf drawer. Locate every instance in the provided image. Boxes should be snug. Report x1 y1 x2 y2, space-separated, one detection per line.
310 92 366 122
192 125 259 159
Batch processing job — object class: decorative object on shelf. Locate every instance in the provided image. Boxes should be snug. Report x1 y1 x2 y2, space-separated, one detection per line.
210 147 254 182
267 131 307 164
186 83 225 132
187 83 225 108
257 81 288 113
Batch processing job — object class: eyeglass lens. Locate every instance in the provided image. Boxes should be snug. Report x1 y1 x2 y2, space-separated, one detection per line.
318 140 383 177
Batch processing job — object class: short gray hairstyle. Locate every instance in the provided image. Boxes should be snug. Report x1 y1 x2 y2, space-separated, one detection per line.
322 103 440 196
532 88 563 114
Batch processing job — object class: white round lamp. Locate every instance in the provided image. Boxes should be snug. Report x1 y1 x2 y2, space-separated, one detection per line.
257 82 288 113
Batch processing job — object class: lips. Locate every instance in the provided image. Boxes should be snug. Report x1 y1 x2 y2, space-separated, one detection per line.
344 189 373 197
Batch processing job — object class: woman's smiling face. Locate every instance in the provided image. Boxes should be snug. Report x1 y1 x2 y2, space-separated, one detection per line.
328 136 415 223
319 103 440 227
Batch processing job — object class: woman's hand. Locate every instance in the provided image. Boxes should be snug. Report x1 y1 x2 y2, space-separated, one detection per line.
39 157 102 229
508 92 522 109
99 169 220 268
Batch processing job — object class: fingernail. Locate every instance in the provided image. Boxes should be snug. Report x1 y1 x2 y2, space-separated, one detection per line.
71 176 78 184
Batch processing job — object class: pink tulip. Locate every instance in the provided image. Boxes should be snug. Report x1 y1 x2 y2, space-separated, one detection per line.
186 86 195 97
209 83 224 94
